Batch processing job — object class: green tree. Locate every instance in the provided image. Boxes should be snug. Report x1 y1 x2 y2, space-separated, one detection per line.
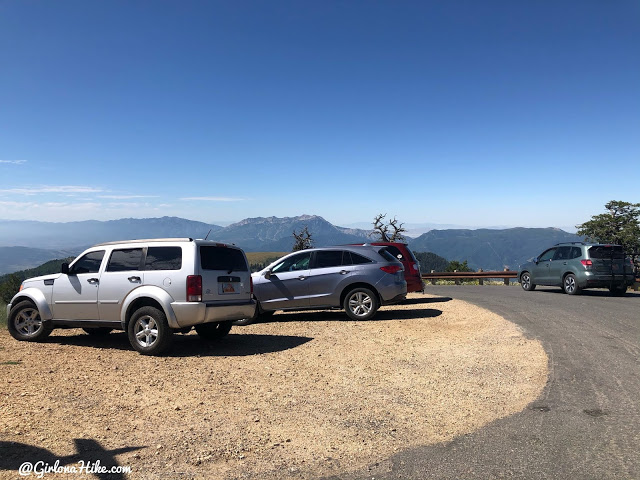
445 260 472 272
292 226 313 251
0 274 22 304
576 200 640 264
413 251 449 272
371 214 406 242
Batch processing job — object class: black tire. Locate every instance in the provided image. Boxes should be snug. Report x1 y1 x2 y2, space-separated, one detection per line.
520 272 536 291
195 321 233 340
343 287 379 321
82 327 113 336
609 284 627 296
127 306 173 355
7 300 52 342
563 274 581 295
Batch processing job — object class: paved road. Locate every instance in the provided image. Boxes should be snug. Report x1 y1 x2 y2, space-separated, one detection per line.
334 286 640 480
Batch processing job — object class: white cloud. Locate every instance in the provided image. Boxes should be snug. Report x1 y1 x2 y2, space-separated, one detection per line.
180 196 246 202
0 185 104 195
98 195 160 199
0 160 27 165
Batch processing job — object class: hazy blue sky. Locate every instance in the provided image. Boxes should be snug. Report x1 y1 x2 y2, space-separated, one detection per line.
1 1 638 229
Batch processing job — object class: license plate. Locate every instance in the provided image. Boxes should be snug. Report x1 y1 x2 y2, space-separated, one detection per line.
219 283 239 294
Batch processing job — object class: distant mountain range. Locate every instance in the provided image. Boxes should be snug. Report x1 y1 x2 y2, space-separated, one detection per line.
0 215 583 275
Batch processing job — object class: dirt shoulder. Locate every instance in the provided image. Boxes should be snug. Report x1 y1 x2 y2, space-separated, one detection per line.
0 293 548 479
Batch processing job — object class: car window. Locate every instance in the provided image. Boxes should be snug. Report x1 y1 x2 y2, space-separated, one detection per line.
145 246 182 271
538 248 556 262
552 247 571 261
378 248 399 263
588 245 625 259
200 246 248 272
349 252 373 265
384 246 404 260
271 252 311 273
107 248 143 272
570 247 582 259
70 250 105 275
313 251 344 269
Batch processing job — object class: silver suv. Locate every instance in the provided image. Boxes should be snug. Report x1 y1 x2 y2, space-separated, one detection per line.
248 245 407 323
7 238 256 355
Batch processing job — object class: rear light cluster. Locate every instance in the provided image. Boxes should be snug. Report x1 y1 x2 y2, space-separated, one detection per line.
187 275 202 302
580 259 593 267
380 265 403 274
411 262 419 273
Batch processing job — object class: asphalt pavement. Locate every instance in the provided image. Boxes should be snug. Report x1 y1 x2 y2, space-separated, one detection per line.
331 285 640 480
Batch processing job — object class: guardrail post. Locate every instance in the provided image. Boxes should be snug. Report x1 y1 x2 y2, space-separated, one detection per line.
503 267 509 285
430 270 436 285
478 268 484 285
454 270 460 285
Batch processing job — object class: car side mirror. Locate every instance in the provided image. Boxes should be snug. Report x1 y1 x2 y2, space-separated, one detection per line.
264 269 272 280
533 257 539 265
61 263 70 275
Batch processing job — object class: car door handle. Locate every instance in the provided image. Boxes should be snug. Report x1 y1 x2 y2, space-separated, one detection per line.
340 270 349 275
128 276 141 282
298 275 306 281
87 278 99 285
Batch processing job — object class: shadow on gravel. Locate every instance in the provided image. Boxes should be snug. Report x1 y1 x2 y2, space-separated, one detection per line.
0 438 144 480
260 308 443 324
42 331 314 357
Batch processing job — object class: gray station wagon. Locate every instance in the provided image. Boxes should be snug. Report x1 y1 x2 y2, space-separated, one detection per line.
7 238 256 355
518 242 634 295
246 245 407 323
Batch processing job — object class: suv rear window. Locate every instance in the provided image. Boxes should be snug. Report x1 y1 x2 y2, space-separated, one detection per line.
588 245 625 259
200 246 248 272
145 246 182 271
378 249 399 263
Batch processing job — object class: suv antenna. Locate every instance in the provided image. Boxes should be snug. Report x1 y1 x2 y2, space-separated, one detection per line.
204 229 212 240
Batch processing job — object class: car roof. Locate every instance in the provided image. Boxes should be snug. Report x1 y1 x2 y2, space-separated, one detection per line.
93 238 239 249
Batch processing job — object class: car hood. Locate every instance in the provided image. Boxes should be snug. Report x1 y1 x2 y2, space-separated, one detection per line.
23 273 62 285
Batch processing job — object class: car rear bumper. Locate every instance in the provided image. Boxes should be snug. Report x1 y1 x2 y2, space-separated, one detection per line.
171 299 257 328
581 273 635 288
381 293 407 305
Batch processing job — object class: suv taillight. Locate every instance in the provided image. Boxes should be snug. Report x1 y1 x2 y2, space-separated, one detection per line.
187 275 202 302
411 262 419 273
580 259 593 267
380 265 402 274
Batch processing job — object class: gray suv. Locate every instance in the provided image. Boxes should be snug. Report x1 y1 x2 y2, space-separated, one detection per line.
7 238 256 355
518 242 634 295
248 245 407 322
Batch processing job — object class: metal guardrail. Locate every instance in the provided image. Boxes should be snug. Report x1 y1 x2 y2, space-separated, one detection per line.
422 269 640 290
422 269 517 285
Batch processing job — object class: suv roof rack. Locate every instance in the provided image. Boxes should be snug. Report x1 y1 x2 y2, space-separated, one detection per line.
95 238 194 246
555 241 587 246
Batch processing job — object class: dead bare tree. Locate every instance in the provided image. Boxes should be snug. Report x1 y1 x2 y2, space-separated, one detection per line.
371 214 406 242
292 226 313 251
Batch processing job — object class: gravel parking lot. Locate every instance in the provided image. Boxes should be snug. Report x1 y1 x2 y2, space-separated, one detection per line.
0 293 547 480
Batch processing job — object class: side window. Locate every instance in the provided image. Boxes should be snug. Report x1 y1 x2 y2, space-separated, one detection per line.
538 248 556 262
313 251 344 269
552 247 571 261
107 248 143 272
70 250 105 275
146 247 182 271
571 247 582 259
350 252 373 265
378 248 398 263
271 252 311 273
